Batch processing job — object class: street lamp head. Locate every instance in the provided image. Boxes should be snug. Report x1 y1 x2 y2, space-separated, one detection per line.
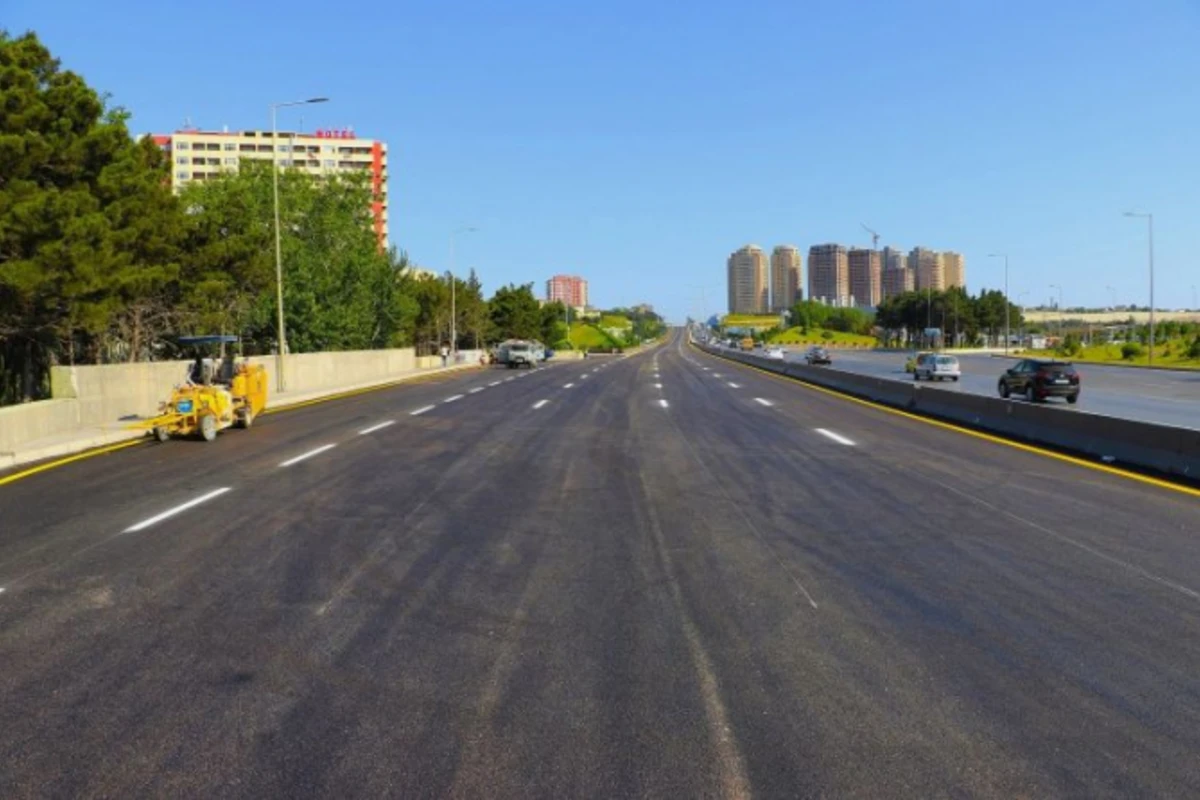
306 97 330 104
987 253 1005 258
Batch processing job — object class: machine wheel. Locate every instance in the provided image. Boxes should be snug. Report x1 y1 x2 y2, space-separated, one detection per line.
1025 385 1036 403
199 413 218 442
238 408 254 429
1067 393 1079 405
153 426 170 443
998 381 1010 398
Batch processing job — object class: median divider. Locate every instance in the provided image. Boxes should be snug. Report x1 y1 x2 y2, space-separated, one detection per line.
697 344 1200 483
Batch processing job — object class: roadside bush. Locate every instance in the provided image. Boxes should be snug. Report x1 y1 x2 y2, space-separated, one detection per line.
1188 337 1200 360
821 330 834 341
1059 333 1082 357
1121 342 1143 360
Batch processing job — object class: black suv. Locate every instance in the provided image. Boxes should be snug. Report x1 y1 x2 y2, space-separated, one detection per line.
998 359 1080 404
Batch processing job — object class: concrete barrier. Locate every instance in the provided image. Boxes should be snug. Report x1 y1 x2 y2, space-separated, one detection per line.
696 343 1200 481
0 346 469 463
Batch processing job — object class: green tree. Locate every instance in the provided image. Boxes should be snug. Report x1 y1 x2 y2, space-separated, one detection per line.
489 283 541 341
0 30 186 401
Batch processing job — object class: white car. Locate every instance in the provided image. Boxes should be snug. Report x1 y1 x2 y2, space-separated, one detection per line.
764 346 786 360
915 354 961 381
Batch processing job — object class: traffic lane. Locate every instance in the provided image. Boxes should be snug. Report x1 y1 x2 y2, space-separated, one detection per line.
809 349 1200 429
668 344 1200 795
0 359 594 585
694 345 1200 601
0 342 733 798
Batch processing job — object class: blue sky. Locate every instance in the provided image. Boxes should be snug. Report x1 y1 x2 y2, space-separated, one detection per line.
9 0 1200 320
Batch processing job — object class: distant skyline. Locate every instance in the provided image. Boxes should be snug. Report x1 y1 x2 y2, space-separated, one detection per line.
8 0 1199 321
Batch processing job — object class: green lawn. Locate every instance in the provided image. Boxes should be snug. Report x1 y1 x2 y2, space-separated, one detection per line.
1025 341 1200 370
569 323 621 351
768 327 876 347
598 314 632 330
721 314 780 330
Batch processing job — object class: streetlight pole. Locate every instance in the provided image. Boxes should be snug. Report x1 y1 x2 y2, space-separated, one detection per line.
1050 284 1063 342
1124 211 1154 366
1105 285 1117 310
988 253 1009 353
1018 290 1029 347
271 96 329 391
448 226 478 357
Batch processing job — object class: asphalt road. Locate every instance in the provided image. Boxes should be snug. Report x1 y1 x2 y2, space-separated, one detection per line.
2 331 1199 797
786 348 1200 430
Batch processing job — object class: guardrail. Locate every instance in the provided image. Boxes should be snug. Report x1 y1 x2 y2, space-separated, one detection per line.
695 343 1200 482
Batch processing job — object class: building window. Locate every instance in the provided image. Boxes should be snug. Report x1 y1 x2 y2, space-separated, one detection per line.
322 144 334 153
280 158 293 167
323 159 335 168
176 141 189 150
224 143 236 151
206 143 220 151
277 144 290 152
224 157 238 165
177 170 189 180
176 156 187 165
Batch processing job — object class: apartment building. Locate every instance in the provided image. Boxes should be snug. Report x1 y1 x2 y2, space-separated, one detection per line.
546 274 589 308
909 246 944 292
770 245 803 311
807 244 850 307
149 127 389 245
942 251 966 289
880 247 912 299
727 245 768 314
847 248 882 308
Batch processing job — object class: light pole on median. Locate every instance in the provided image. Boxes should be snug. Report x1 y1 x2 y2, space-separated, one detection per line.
1105 284 1117 311
448 226 478 357
988 253 1010 353
271 96 329 391
1123 211 1154 366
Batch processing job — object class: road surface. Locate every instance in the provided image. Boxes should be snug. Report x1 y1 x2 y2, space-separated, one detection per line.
786 348 1200 430
2 332 1199 797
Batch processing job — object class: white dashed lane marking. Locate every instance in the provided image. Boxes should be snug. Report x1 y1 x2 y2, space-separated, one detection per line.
815 428 856 446
123 488 233 533
358 420 395 435
754 398 774 407
279 444 337 467
410 405 435 416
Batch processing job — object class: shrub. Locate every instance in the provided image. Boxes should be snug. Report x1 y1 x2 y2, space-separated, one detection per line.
1188 337 1200 360
1121 342 1143 360
821 330 834 341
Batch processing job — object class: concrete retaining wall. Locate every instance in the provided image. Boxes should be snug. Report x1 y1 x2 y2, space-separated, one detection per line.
700 345 1200 481
1 346 443 457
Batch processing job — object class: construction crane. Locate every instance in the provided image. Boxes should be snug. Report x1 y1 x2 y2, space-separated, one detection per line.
861 223 880 250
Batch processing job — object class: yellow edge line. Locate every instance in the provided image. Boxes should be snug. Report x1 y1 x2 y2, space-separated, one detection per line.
0 439 146 488
0 366 483 488
691 342 1200 500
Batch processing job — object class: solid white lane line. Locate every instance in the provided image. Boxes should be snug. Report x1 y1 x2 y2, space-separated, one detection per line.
658 399 669 408
504 377 515 382
124 488 232 533
444 394 464 403
468 387 485 394
563 383 575 388
815 428 856 446
581 374 590 379
754 398 774 407
488 380 501 387
358 420 396 435
279 444 337 467
533 399 549 409
410 405 435 416
702 367 710 371
727 382 741 389
655 383 663 389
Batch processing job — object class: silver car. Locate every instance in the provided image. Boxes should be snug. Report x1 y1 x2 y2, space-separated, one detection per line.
915 354 961 381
